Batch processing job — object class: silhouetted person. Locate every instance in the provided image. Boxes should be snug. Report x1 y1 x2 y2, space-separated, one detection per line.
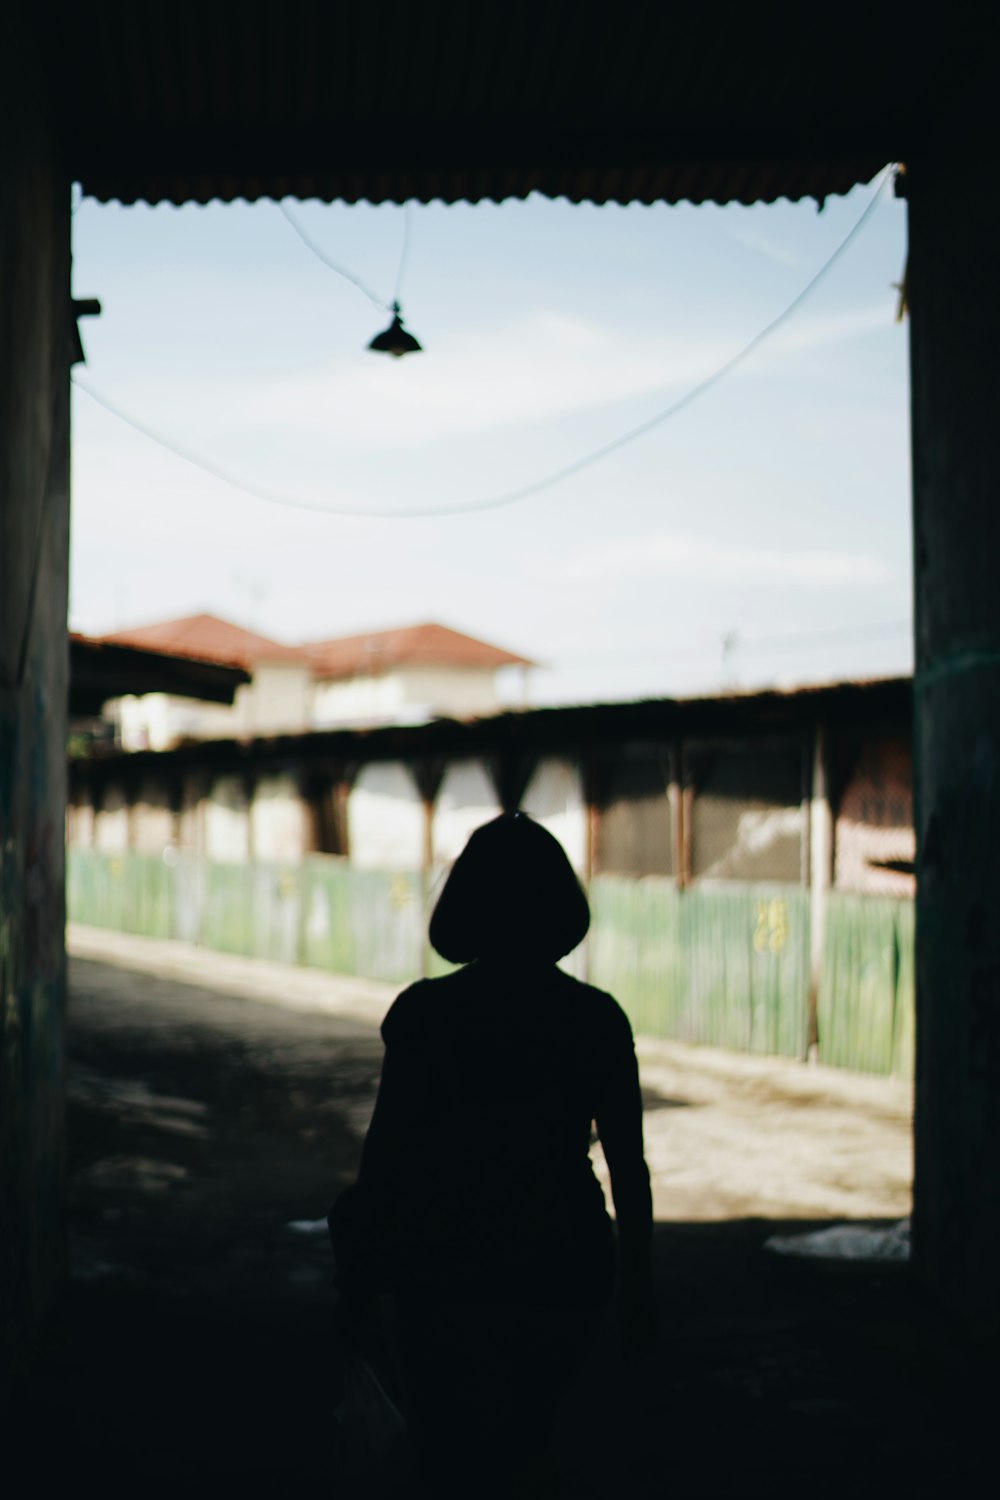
330 811 656 1497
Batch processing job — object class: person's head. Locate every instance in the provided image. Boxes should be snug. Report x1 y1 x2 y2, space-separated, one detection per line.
429 811 590 965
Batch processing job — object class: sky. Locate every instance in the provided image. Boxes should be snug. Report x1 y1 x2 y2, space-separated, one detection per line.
69 170 911 706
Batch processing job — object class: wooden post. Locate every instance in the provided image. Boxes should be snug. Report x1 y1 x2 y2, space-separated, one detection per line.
412 759 446 976
125 776 138 853
167 773 184 852
334 772 353 858
672 740 691 887
586 799 600 887
807 723 832 1063
243 772 257 864
580 750 613 889
908 150 1000 1329
580 753 611 986
0 25 72 1384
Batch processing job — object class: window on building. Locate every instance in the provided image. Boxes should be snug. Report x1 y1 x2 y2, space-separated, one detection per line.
832 732 914 895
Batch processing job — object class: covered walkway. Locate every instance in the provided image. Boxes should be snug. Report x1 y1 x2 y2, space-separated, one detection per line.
9 934 980 1495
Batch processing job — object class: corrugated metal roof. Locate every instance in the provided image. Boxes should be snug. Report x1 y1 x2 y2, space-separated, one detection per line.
38 1 946 208
72 675 913 775
69 632 249 717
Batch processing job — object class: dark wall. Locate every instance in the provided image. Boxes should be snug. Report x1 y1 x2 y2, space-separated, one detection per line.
0 17 71 1393
910 152 1000 1330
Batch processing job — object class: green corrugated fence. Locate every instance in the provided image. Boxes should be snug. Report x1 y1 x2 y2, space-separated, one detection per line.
818 893 915 1078
589 877 810 1059
67 849 915 1076
588 876 914 1075
68 848 426 985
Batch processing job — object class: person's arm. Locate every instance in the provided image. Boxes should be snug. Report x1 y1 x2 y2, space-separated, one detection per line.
594 1007 657 1361
329 989 428 1303
357 1036 427 1188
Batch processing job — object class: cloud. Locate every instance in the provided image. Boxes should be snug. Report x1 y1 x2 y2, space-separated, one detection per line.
236 311 722 447
755 303 895 362
724 224 801 269
77 299 900 471
542 532 893 588
246 304 895 445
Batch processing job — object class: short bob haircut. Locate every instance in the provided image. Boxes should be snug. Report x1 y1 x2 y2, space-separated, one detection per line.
429 811 590 965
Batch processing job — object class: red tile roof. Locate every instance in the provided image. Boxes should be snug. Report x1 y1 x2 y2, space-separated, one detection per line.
101 614 308 670
101 615 531 680
304 622 533 681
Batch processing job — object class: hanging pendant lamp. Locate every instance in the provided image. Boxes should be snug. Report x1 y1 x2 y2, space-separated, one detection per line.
368 301 422 358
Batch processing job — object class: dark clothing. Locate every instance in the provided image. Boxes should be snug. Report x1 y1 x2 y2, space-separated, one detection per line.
331 959 644 1310
396 1297 603 1497
329 957 652 1493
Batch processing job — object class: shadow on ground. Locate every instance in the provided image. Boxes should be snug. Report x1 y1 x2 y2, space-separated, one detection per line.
7 956 992 1494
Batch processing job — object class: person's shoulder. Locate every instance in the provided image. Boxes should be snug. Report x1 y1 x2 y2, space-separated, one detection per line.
380 971 464 1045
552 970 635 1040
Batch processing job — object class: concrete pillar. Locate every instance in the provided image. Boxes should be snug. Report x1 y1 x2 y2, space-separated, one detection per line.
521 757 588 876
0 21 71 1391
909 153 1000 1327
348 761 424 870
431 759 497 865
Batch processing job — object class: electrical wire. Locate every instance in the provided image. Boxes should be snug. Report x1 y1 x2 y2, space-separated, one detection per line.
279 198 415 312
73 169 894 521
393 201 413 304
278 202 389 310
71 370 370 515
555 618 912 669
726 617 910 657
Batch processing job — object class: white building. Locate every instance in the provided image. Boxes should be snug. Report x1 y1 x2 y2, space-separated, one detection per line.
305 621 532 728
102 615 313 749
101 614 533 749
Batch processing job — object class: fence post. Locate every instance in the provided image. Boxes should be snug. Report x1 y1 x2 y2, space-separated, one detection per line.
243 772 257 865
412 758 446 977
672 739 691 889
580 752 610 985
808 722 832 1061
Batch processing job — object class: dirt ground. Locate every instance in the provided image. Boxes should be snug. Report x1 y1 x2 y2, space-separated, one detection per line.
65 924 915 1228
7 928 988 1496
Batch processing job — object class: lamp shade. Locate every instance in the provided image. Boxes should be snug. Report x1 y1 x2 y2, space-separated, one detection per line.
368 301 422 357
